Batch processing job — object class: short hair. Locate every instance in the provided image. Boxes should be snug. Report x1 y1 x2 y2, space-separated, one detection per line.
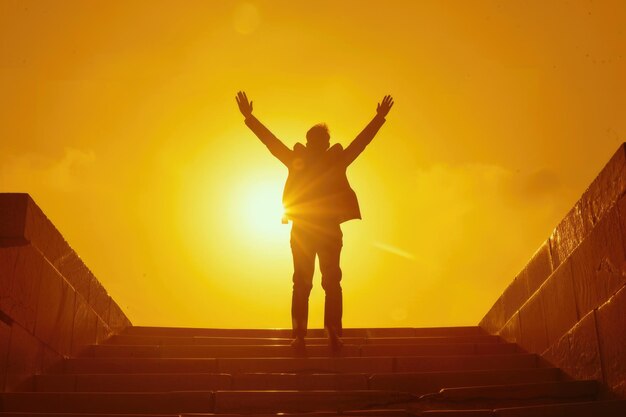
306 123 330 144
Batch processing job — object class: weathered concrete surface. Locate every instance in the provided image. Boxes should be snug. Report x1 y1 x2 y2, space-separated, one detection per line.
0 195 28 246
71 296 99 355
498 311 521 345
34 261 76 356
583 144 626 227
518 292 548 355
4 323 42 391
0 318 12 391
549 201 589 271
542 310 603 383
55 251 93 306
550 143 626 270
480 296 506 335
502 274 529 325
562 310 604 382
0 247 19 313
524 241 554 295
480 242 553 336
96 316 114 344
88 278 110 322
596 284 626 397
479 144 626 398
570 205 626 319
539 259 578 346
0 194 69 267
7 245 44 334
0 193 131 392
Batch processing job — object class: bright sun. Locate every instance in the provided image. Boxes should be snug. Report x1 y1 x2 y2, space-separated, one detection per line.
237 180 286 239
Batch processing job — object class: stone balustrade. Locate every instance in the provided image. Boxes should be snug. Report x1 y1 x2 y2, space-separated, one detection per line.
0 193 131 391
480 143 626 398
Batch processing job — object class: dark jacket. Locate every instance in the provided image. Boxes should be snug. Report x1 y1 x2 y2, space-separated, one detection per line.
245 114 386 224
282 142 360 223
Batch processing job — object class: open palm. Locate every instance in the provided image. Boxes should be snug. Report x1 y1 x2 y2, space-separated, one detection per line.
376 95 394 117
236 91 253 117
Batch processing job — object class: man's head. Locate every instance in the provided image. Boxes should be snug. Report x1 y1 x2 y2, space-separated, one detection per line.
306 123 330 153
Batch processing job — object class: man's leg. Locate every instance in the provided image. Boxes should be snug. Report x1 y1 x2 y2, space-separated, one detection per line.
290 225 315 342
319 223 343 346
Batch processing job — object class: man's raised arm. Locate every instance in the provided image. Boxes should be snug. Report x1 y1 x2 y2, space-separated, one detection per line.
236 91 292 166
343 95 394 166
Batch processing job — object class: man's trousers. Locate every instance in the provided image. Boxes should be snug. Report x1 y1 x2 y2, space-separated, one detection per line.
290 221 343 338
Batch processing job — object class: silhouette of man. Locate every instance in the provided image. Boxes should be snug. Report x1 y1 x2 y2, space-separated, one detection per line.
236 91 394 349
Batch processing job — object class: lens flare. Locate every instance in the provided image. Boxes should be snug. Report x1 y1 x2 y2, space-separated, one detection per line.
238 180 286 239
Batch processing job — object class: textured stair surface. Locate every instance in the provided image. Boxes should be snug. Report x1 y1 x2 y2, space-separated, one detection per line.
1 326 624 416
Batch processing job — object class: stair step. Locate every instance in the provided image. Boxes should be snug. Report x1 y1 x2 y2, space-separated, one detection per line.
83 343 518 358
434 380 598 401
0 392 214 413
419 411 493 416
0 412 412 417
393 355 538 373
366 336 501 345
361 343 518 356
416 399 626 416
58 357 394 374
0 391 413 414
33 373 233 392
31 367 562 393
495 399 626 416
57 357 219 374
369 368 563 394
32 373 371 392
212 390 416 413
415 380 598 410
218 355 538 374
217 355 538 374
230 373 370 390
84 344 361 358
107 335 363 346
0 414 176 417
122 326 485 338
57 354 540 374
5 324 611 416
106 334 501 346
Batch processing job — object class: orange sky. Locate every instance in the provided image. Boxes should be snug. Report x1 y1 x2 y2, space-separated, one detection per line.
1 0 625 329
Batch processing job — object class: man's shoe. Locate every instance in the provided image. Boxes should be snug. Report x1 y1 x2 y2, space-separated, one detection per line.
327 327 343 352
290 336 306 350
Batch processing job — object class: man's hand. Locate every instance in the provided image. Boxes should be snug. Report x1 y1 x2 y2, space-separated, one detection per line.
236 91 254 118
376 94 394 117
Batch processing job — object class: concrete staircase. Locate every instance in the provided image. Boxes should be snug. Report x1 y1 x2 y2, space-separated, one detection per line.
1 326 624 416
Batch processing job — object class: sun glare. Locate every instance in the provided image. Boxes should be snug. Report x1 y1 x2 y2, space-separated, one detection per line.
238 180 286 240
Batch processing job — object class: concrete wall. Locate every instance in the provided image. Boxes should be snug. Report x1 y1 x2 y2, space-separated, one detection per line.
480 144 626 398
0 193 131 391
